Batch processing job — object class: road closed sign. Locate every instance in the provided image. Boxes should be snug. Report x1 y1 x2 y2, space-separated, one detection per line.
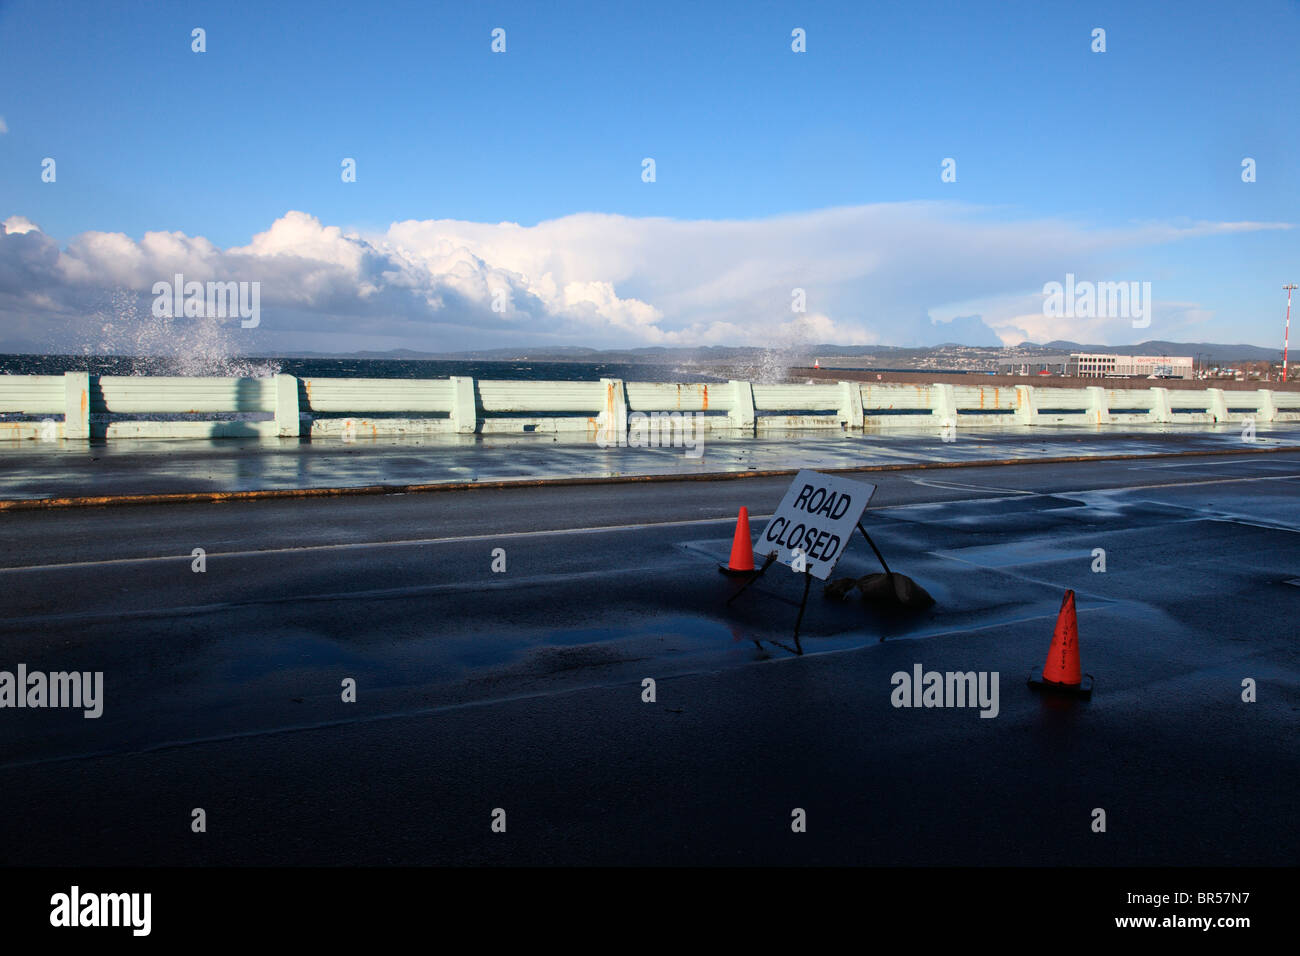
759 470 877 580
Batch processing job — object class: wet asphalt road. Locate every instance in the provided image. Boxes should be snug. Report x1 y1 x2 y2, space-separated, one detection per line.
0 451 1297 865
3 421 1300 500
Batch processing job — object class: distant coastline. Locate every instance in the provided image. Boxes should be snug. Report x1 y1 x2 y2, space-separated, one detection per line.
0 337 1282 372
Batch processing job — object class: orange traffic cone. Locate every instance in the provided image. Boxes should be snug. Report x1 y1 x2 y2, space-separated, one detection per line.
719 507 757 576
1028 589 1093 697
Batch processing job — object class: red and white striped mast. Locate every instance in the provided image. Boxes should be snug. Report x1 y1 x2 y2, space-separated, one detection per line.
1284 284 1297 383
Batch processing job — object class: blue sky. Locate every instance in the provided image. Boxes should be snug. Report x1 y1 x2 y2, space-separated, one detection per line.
1 0 1297 354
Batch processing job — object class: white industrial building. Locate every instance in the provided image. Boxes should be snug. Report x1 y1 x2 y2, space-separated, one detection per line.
1070 353 1194 379
997 353 1194 379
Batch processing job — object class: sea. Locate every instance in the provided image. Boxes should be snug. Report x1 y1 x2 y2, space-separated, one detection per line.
0 354 734 384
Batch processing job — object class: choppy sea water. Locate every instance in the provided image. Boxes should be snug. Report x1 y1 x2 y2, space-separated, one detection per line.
0 354 731 384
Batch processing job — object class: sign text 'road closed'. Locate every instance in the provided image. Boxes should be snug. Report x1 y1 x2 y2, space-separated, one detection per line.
759 470 877 580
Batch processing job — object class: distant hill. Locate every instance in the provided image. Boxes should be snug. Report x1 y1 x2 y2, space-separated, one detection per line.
254 340 1280 365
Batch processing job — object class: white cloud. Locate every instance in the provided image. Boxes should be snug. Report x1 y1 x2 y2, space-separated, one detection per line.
0 204 1289 354
0 116 8 135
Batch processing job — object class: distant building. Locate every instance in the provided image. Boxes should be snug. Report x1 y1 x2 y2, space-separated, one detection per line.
996 352 1194 379
1069 353 1193 379
995 355 1071 376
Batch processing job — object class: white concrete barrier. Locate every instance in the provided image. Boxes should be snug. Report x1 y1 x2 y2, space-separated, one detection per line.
1271 390 1300 421
0 372 1294 440
751 382 843 429
951 384 1021 426
1102 388 1156 424
859 382 942 428
0 375 66 440
301 376 454 439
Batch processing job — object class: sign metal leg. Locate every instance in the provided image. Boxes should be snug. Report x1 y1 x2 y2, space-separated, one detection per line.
856 522 893 577
725 551 778 607
791 571 812 655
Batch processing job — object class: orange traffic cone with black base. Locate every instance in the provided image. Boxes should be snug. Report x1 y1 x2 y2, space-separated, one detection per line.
719 507 757 576
1028 589 1093 698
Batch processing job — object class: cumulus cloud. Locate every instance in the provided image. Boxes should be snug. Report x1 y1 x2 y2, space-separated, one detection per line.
0 204 1288 354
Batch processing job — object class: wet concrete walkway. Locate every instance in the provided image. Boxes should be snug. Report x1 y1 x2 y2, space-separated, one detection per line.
2 422 1299 501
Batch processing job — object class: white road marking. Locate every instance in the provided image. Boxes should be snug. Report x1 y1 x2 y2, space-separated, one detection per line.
906 476 1035 495
1 470 1297 575
1128 456 1293 470
1088 473 1300 492
0 513 778 574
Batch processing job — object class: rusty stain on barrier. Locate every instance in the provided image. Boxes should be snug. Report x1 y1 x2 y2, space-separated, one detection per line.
671 383 709 411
